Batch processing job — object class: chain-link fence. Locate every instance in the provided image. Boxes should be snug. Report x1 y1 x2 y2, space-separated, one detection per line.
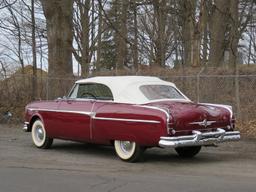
162 75 256 120
164 75 256 137
0 74 256 136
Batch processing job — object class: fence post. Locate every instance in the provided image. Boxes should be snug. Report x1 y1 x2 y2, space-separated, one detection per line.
46 76 49 100
235 74 241 119
196 67 205 103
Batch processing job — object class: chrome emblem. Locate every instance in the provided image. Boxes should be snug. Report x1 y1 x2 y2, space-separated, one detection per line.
189 119 216 128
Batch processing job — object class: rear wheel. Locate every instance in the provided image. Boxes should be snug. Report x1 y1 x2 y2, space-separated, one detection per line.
175 146 201 158
114 140 144 162
31 119 53 149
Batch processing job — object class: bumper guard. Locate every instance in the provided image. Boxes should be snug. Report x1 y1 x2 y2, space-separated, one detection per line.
23 122 29 132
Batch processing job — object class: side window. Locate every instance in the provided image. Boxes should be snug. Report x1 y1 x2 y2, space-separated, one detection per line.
91 84 114 100
71 83 113 100
77 84 92 99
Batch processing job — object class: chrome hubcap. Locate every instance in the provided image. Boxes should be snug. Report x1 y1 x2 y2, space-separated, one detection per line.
120 141 133 153
35 126 44 141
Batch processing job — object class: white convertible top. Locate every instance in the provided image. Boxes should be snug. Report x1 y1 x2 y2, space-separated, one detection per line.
76 76 188 104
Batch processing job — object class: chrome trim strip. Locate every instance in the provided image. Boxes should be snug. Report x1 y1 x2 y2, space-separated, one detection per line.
137 105 170 130
90 102 97 140
159 128 240 148
137 105 170 119
93 116 161 124
189 120 216 126
27 108 92 116
28 108 160 123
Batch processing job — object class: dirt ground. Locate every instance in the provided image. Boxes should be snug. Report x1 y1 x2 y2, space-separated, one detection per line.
0 124 256 192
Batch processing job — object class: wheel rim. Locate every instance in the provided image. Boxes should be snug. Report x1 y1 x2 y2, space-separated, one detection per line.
32 120 46 147
120 141 134 154
35 125 44 141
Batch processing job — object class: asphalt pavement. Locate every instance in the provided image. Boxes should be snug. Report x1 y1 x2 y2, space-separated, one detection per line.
0 124 256 192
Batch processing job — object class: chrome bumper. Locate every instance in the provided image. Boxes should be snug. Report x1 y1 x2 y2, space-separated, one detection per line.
23 122 29 132
159 128 240 148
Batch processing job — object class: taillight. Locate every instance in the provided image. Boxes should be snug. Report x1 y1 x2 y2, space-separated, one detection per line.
167 121 176 135
231 118 235 129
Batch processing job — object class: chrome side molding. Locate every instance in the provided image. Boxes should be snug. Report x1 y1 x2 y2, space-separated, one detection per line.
159 128 240 148
93 116 160 124
27 108 92 116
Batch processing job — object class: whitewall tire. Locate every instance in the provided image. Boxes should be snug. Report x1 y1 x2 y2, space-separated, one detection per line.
114 140 144 162
31 119 53 149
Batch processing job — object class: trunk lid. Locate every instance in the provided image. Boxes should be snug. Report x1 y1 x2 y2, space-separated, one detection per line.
146 100 231 132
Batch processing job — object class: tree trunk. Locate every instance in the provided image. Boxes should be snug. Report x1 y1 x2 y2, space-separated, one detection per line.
153 0 167 67
31 0 37 100
181 0 196 67
96 0 103 71
191 30 201 67
191 0 207 67
202 2 208 67
229 0 239 69
208 0 230 67
115 0 128 70
132 0 139 71
41 0 74 99
80 0 90 76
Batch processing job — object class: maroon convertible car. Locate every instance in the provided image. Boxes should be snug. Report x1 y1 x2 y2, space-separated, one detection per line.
23 76 240 162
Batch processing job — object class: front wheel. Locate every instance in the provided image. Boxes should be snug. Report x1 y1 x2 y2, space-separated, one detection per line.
175 146 201 158
31 119 53 149
114 140 144 162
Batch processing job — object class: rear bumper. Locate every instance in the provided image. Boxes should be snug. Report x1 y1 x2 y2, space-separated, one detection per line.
23 122 29 132
159 128 240 148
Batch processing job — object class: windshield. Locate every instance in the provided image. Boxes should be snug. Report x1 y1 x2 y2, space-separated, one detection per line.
140 85 186 100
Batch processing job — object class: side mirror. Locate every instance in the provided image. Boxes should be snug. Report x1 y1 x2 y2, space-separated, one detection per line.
55 97 62 102
56 96 67 101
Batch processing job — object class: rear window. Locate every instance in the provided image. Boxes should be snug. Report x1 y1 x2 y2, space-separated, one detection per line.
140 85 185 100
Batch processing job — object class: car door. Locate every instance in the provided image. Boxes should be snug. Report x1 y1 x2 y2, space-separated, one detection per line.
55 83 96 141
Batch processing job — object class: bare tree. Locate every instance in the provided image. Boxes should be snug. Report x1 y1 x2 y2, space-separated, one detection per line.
73 0 91 77
131 0 139 71
138 1 177 67
153 0 167 67
31 0 37 99
3 3 25 72
115 0 129 70
180 0 196 67
208 0 231 67
1 0 256 80
41 0 74 98
96 0 103 71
